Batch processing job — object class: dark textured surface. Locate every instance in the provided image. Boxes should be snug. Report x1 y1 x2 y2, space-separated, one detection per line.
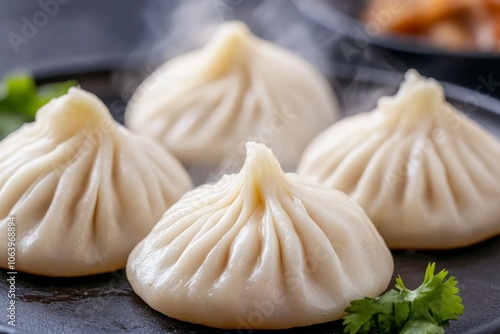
1 235 499 334
0 68 500 333
1 236 499 334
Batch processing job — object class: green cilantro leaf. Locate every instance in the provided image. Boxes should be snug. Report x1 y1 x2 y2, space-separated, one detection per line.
343 263 464 334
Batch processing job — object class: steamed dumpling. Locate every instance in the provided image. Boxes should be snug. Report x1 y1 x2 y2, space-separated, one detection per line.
126 21 338 172
298 70 500 249
127 142 393 329
0 87 192 277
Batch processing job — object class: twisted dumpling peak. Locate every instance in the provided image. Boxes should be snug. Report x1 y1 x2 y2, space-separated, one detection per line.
200 21 252 79
36 87 115 140
378 70 446 125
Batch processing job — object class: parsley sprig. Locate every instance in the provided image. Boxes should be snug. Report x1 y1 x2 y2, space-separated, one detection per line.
343 263 464 334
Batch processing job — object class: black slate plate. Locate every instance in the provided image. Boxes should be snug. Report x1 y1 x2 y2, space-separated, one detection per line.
1 65 500 334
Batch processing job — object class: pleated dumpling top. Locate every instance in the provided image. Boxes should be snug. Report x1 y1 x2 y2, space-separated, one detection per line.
298 70 500 249
126 21 338 172
127 142 393 329
0 87 192 276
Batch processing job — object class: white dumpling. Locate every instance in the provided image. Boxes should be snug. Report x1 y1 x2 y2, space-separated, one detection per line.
127 142 393 329
125 21 338 172
298 70 500 249
0 87 192 277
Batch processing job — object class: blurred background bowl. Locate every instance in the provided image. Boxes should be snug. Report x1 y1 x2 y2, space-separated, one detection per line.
293 0 500 99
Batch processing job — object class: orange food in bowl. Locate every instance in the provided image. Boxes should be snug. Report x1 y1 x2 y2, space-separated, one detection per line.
363 0 500 51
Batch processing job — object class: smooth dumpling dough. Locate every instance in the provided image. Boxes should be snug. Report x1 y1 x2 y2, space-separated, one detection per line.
298 70 500 249
125 21 338 172
0 87 192 277
127 142 393 329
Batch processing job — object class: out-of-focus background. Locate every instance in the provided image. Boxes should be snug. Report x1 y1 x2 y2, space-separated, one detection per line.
0 1 156 75
1 0 499 96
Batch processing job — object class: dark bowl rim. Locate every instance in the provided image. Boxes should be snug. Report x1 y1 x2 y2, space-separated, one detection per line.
328 64 500 119
27 59 500 122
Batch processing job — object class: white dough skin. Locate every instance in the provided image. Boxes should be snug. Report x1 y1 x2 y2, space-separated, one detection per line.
298 70 500 249
0 88 193 277
127 142 393 329
125 21 338 172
